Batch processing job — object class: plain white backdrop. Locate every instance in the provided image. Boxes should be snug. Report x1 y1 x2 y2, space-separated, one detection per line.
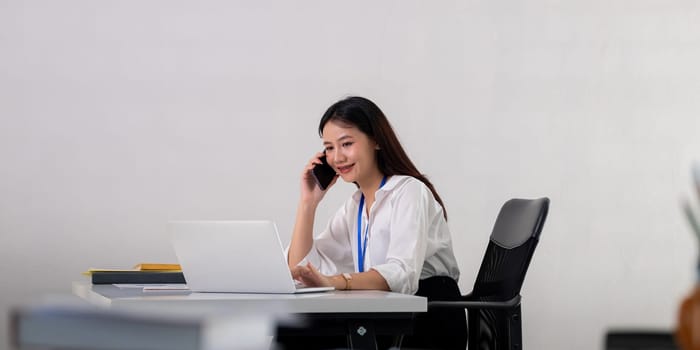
2 1 700 349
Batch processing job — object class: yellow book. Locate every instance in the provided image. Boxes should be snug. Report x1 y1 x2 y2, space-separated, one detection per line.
81 263 181 276
132 263 181 271
81 268 135 276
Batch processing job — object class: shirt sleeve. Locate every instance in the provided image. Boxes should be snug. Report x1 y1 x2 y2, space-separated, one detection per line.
298 201 355 276
371 181 431 294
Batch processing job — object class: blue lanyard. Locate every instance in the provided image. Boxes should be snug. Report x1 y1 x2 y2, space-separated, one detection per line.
357 176 387 273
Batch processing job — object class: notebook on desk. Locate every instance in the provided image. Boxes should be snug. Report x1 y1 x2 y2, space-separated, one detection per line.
169 220 334 294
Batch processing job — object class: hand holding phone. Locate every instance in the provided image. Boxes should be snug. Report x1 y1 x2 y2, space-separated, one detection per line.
311 155 336 191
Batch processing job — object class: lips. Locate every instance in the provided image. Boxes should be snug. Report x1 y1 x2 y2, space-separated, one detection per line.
336 164 354 174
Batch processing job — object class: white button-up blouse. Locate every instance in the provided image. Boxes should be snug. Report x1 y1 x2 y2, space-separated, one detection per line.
299 175 461 295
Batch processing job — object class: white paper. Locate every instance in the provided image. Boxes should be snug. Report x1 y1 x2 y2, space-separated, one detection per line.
112 284 189 291
142 284 189 291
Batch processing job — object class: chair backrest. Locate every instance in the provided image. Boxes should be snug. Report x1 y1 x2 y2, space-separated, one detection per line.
467 197 549 350
470 197 549 301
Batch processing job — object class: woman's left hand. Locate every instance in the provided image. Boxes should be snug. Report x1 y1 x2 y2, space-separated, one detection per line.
290 262 334 288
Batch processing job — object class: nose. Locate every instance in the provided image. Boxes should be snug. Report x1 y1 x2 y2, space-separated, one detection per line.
329 149 345 166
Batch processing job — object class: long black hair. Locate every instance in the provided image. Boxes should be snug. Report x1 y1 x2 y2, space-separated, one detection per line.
318 96 448 220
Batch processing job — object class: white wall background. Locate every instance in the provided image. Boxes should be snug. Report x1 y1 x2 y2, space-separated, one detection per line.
2 1 700 349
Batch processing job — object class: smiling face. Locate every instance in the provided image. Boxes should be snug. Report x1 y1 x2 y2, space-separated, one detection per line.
322 120 382 189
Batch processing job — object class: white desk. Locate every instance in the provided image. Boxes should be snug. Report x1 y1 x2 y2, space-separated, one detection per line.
73 282 427 349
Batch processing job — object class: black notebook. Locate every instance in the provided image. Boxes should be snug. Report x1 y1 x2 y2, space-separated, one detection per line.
91 271 186 285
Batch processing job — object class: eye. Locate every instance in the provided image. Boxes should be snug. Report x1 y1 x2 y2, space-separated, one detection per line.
324 146 334 152
342 142 353 148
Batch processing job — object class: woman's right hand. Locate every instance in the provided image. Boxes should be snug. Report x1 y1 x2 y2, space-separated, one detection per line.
290 262 335 288
300 152 338 205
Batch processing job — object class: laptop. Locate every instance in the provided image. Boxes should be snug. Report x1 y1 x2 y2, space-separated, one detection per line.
169 220 334 294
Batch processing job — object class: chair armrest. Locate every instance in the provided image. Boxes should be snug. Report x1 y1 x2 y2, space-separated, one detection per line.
428 294 521 310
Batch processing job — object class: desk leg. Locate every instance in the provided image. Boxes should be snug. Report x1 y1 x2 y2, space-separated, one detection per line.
347 320 378 350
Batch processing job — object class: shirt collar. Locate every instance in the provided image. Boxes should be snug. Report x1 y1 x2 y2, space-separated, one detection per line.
351 175 402 203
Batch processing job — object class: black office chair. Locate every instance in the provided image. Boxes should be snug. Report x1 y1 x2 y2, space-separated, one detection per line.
430 197 550 350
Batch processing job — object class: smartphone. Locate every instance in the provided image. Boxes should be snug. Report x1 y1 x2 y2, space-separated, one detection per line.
312 155 336 190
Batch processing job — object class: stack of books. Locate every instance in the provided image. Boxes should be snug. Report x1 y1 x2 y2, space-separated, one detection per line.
83 263 186 284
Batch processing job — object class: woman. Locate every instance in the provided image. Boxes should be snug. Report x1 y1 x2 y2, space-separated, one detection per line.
284 96 466 349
